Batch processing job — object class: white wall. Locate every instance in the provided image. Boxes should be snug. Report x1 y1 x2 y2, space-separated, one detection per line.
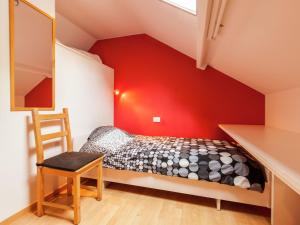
56 12 97 51
266 88 300 133
0 0 114 222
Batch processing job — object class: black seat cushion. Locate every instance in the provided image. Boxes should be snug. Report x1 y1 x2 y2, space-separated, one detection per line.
37 152 104 172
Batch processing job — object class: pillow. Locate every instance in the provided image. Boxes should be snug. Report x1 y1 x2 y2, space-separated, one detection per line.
87 126 114 141
80 126 133 154
88 126 132 141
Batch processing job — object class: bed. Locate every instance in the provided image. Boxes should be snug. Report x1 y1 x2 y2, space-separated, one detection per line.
74 126 271 209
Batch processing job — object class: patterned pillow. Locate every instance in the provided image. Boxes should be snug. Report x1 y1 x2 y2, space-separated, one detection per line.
88 126 132 141
88 126 114 141
81 126 133 154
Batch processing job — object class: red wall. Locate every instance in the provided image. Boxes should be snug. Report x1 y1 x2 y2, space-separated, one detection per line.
25 78 52 108
90 34 265 140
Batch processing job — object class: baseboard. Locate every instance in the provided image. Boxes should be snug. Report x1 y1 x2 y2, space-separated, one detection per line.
0 184 67 225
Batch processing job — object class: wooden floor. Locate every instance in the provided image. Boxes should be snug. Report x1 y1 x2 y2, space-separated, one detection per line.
8 182 271 225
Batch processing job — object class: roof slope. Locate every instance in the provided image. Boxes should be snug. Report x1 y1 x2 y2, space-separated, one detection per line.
56 0 197 59
56 0 300 94
208 0 300 94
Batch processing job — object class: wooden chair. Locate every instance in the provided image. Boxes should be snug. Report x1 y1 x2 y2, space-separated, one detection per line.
32 108 104 225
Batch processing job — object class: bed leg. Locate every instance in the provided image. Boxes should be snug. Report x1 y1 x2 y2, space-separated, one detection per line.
216 199 221 211
103 181 111 189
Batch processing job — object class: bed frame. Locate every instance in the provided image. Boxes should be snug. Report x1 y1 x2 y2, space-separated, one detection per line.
73 135 271 210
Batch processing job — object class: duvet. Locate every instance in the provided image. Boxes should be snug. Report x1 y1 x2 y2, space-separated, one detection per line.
80 127 265 192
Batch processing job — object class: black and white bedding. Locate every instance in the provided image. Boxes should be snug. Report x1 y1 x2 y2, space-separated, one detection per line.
80 126 265 192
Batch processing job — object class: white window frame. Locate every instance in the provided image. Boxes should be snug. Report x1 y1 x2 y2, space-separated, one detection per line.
161 0 197 15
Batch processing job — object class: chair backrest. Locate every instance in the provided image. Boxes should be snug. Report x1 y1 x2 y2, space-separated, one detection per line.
32 108 73 164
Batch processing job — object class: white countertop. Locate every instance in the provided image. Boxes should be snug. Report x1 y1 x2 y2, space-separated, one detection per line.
219 124 300 195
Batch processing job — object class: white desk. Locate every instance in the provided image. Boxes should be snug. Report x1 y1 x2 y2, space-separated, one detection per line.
220 125 300 225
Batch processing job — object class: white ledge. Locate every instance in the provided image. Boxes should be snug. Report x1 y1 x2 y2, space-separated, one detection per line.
219 124 300 195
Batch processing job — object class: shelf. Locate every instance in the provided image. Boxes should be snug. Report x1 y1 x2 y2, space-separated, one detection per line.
219 124 300 195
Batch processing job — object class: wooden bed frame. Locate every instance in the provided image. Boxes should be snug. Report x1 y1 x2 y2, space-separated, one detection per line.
73 135 271 210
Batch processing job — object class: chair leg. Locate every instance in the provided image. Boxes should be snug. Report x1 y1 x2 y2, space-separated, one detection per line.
73 175 81 225
37 167 44 217
67 177 73 196
97 162 103 201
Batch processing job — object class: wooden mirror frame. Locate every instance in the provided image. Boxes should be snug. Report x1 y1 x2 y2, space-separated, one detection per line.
9 0 56 111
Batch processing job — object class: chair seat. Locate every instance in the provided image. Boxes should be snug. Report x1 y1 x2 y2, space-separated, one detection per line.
37 152 104 172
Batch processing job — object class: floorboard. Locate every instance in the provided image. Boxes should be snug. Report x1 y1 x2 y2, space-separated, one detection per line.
8 182 271 225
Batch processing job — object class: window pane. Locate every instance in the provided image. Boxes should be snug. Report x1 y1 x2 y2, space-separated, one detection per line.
163 0 196 14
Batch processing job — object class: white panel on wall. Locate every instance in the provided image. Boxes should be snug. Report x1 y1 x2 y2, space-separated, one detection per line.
55 42 114 136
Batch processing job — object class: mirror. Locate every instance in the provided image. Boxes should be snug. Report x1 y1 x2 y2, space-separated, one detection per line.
9 0 55 111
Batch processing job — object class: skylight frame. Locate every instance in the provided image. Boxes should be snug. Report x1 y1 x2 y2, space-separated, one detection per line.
161 0 197 15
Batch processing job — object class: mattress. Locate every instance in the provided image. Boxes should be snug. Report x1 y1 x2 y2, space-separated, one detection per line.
80 128 265 192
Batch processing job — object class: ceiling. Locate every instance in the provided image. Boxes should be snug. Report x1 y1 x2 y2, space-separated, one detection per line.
56 0 300 94
56 0 197 59
208 0 300 94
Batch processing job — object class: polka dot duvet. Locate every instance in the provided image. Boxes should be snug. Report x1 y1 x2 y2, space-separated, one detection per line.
80 127 266 192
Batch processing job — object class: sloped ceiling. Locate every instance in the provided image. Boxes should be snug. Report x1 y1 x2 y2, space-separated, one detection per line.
208 0 300 94
56 0 300 94
56 0 198 59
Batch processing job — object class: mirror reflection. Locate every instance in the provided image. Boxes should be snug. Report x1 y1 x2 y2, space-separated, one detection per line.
11 0 54 109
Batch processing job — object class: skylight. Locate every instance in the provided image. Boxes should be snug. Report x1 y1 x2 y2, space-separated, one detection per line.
162 0 197 15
